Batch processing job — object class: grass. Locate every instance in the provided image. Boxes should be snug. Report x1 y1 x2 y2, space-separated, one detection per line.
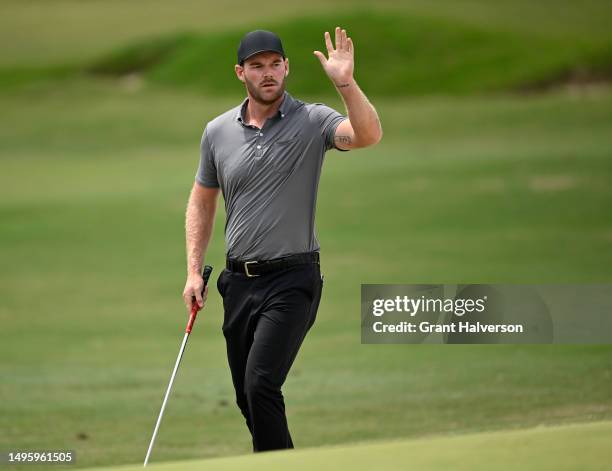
86 12 611 97
2 3 612 95
90 420 612 471
2 0 612 68
3 11 611 96
1 1 612 469
1 79 611 469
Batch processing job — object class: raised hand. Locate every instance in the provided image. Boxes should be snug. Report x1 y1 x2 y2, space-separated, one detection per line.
313 26 354 87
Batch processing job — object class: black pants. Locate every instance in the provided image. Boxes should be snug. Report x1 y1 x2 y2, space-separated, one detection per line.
217 260 323 452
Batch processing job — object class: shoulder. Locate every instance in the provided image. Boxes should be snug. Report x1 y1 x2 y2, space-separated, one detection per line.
303 101 332 114
203 105 241 140
302 102 343 122
286 102 343 134
285 95 332 116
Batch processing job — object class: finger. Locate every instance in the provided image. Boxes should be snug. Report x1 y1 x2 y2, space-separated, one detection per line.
341 29 347 51
324 31 333 53
347 37 353 54
313 50 327 66
194 289 203 308
335 26 341 50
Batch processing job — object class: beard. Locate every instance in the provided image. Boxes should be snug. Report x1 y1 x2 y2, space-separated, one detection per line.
244 75 286 105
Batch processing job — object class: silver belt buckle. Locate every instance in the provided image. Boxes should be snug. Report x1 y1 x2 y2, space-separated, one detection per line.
244 261 259 277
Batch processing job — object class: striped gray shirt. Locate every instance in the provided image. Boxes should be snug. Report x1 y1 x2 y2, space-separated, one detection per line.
196 91 347 260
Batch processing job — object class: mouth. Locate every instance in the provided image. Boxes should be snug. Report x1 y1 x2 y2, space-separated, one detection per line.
261 82 277 89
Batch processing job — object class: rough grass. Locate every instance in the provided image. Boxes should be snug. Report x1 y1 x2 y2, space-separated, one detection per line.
88 12 610 95
4 11 611 96
2 0 612 68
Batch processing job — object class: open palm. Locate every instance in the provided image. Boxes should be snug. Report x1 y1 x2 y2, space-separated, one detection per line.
314 27 354 85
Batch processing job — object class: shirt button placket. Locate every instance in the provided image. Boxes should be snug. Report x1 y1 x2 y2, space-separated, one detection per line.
255 130 263 158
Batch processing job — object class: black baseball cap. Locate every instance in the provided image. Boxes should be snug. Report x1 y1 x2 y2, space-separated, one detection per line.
237 30 285 65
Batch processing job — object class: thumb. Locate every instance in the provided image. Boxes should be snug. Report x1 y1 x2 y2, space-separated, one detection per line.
313 51 327 66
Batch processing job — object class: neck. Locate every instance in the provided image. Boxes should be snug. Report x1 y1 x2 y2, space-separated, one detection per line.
245 92 285 125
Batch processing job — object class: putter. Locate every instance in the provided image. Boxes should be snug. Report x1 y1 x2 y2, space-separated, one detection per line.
144 265 213 467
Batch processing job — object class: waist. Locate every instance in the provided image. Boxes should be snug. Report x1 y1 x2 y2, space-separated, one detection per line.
226 251 320 278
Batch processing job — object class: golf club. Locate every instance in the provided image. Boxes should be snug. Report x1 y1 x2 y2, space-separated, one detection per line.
143 265 213 467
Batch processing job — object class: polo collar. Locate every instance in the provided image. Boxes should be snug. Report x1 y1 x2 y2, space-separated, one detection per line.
278 91 294 118
236 91 295 123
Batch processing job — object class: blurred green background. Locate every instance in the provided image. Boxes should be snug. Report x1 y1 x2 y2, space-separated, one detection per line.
1 0 611 469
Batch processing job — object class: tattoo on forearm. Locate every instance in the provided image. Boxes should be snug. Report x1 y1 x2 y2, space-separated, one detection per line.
335 83 350 88
335 135 352 145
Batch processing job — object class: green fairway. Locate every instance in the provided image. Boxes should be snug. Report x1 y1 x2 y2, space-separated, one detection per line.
2 1 612 469
1 80 611 468
92 421 612 470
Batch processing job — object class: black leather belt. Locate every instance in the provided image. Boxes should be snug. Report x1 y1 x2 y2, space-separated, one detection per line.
226 252 320 277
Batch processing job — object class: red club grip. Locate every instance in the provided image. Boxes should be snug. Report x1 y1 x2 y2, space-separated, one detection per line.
186 265 213 333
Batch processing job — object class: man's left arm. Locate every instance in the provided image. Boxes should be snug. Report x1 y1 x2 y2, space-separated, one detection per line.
314 27 383 150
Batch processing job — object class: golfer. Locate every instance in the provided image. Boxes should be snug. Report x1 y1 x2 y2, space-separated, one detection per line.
182 27 382 452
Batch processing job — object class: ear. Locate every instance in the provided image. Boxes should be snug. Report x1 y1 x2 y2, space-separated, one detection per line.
235 64 245 83
284 58 290 77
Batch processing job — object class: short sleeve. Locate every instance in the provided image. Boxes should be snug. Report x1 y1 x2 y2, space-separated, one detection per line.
195 127 220 188
310 104 349 152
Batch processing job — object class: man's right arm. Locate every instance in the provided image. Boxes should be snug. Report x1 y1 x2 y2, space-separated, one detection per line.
182 182 220 311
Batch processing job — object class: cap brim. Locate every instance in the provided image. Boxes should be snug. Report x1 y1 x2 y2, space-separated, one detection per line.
241 49 285 64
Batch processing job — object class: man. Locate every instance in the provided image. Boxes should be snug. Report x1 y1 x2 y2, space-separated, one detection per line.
182 27 382 452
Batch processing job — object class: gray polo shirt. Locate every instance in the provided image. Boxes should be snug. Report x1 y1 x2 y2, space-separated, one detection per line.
196 91 347 260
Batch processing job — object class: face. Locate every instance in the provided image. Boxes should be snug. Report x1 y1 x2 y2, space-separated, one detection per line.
235 52 289 105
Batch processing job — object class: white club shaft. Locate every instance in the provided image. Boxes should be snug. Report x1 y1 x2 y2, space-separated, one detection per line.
144 332 190 466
